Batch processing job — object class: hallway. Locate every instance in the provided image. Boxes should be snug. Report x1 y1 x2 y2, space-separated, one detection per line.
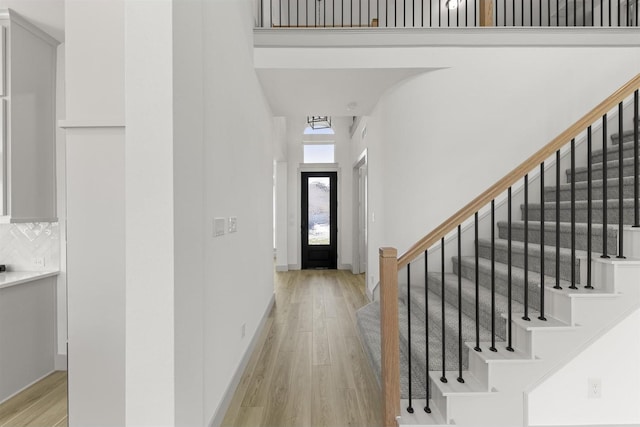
221 270 381 427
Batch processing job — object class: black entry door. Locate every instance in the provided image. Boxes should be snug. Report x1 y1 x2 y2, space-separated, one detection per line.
301 172 337 269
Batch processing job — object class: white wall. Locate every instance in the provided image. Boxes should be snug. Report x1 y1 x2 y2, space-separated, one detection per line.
528 307 640 426
202 0 275 424
285 116 353 270
354 47 640 295
65 1 125 425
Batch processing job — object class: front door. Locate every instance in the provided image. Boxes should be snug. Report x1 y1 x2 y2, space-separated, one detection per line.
301 172 337 269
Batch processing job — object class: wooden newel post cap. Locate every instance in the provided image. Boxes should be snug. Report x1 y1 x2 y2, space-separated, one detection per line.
379 247 398 258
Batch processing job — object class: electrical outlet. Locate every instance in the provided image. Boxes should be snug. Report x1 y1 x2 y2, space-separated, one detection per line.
32 257 45 268
588 378 602 398
241 323 246 339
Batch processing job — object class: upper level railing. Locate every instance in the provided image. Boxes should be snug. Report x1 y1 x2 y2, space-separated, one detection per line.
257 0 638 27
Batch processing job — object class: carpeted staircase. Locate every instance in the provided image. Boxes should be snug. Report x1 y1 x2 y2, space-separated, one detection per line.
356 128 639 407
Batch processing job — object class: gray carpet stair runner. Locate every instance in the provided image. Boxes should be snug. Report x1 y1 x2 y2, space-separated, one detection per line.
356 128 638 401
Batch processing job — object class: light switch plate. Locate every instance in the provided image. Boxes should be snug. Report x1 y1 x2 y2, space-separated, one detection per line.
214 218 225 237
229 216 237 233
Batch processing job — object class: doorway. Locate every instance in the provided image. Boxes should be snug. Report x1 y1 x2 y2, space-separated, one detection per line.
301 172 337 269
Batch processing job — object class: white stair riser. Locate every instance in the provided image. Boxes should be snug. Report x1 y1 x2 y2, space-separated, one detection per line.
622 226 640 259
446 393 524 427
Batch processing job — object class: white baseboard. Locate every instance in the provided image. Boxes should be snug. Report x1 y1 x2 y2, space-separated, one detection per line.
54 354 67 371
208 293 275 427
275 264 288 272
339 264 352 271
0 369 57 405
288 264 299 270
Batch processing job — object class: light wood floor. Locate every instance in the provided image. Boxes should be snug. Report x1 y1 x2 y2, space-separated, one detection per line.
0 371 67 427
222 270 382 427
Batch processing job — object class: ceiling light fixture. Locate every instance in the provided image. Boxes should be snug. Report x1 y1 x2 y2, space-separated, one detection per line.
445 0 459 9
307 116 332 130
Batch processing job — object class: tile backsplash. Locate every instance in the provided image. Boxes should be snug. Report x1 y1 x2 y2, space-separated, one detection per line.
0 222 60 271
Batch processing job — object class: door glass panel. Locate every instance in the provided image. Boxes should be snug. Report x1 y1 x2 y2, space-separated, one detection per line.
308 177 330 245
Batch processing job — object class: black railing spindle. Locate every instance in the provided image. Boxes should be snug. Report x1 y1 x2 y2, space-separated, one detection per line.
602 114 610 258
570 139 578 289
440 237 447 383
586 126 594 289
523 175 531 321
554 150 562 289
618 102 625 258
474 212 481 352
424 250 431 413
407 263 414 413
507 188 514 351
635 90 639 228
539 162 547 319
490 200 497 351
457 225 465 382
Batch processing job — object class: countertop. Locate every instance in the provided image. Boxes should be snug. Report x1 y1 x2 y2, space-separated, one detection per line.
0 271 59 290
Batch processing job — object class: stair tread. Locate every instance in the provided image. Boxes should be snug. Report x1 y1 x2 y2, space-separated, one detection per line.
611 128 640 142
569 155 640 174
457 255 574 288
527 198 637 208
478 237 584 258
547 175 637 192
400 286 494 345
498 219 617 233
503 312 575 330
428 370 490 395
465 341 533 362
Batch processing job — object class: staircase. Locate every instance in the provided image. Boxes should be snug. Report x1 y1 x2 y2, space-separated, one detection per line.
356 77 640 426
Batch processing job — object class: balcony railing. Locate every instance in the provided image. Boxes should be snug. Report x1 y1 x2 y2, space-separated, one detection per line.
256 0 638 27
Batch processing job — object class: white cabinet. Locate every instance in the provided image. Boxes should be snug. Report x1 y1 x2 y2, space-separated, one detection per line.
0 9 58 223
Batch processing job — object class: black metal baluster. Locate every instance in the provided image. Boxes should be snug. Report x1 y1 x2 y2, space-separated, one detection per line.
601 0 603 25
507 188 514 351
530 0 533 25
474 0 477 25
465 0 468 26
288 0 290 25
457 225 465 382
439 0 442 26
440 237 447 383
424 250 431 413
583 0 585 25
618 0 621 25
540 0 542 25
539 163 547 320
404 0 406 26
548 0 551 25
422 0 424 26
261 0 264 26
586 126 594 289
333 0 335 25
592 0 595 25
618 102 626 259
395 0 397 25
430 0 433 26
570 139 578 289
407 264 414 413
557 0 560 25
566 0 569 25
448 0 451 25
505 0 508 25
602 114 610 258
523 175 531 320
490 200 497 351
554 150 562 290
609 0 611 25
378 0 380 25
474 212 481 352
456 0 459 26
413 0 416 26
635 90 639 228
573 0 576 24
351 0 353 25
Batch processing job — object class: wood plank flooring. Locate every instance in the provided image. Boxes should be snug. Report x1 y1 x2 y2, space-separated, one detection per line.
222 270 382 427
0 371 67 427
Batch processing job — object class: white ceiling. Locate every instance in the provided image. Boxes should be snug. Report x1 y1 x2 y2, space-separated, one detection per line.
0 0 65 42
256 68 434 117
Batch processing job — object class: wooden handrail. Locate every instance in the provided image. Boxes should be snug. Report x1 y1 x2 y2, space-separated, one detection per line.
397 72 640 270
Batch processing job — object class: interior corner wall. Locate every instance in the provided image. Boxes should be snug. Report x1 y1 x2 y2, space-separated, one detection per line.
65 1 126 425
202 0 275 423
356 48 640 295
172 0 206 425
